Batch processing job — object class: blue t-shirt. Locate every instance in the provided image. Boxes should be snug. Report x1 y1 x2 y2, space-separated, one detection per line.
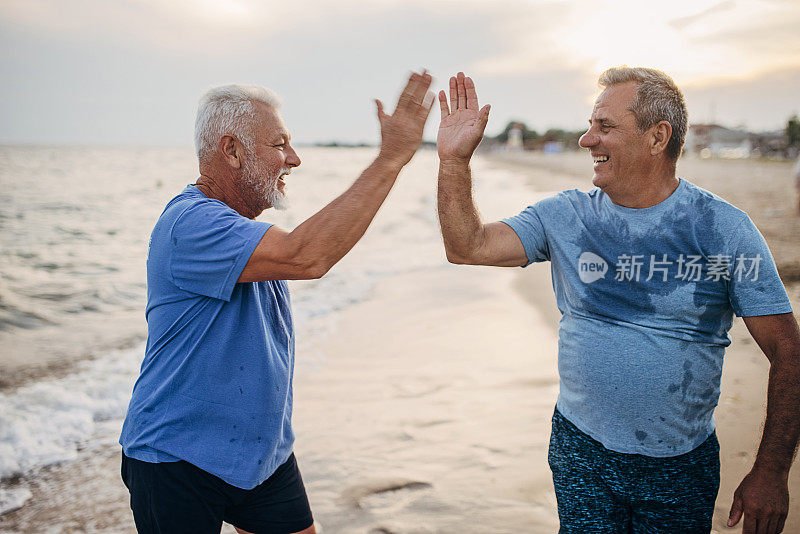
503 178 792 457
120 185 295 489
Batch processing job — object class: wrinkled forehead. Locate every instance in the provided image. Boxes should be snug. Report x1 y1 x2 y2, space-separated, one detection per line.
252 101 291 142
592 82 638 120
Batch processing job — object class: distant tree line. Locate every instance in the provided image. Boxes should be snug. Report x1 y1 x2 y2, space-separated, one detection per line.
486 121 585 151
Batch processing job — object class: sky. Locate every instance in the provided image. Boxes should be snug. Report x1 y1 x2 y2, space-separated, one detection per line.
1 0 799 146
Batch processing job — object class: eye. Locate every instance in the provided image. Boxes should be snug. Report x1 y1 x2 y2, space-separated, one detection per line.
272 143 286 150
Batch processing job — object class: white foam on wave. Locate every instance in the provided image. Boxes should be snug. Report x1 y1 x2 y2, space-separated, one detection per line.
0 486 32 515
0 344 142 513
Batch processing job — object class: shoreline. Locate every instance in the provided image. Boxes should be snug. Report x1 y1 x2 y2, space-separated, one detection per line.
0 311 146 392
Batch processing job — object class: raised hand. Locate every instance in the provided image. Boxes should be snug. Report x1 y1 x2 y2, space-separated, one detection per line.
437 72 491 165
376 70 435 167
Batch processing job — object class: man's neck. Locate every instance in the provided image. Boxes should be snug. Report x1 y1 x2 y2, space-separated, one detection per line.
195 170 261 220
605 164 679 209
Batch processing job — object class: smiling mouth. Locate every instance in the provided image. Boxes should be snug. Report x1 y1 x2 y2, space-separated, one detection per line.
592 155 609 163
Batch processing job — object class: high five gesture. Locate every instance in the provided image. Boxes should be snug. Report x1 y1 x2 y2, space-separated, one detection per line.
437 72 491 164
435 72 528 268
377 70 435 167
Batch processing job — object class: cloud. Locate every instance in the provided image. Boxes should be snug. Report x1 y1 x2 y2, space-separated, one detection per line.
1 0 798 144
684 66 800 130
0 0 299 56
668 0 736 30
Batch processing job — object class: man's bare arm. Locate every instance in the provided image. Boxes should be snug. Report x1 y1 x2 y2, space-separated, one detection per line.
438 160 527 267
728 312 800 534
436 72 527 268
238 71 434 282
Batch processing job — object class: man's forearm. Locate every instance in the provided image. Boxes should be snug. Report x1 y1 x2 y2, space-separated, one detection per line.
754 352 800 476
437 159 485 263
287 154 403 275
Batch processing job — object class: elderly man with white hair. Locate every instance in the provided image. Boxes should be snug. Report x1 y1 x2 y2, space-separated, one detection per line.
119 71 434 534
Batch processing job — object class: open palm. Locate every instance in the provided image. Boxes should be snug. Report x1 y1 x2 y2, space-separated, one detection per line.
437 72 491 163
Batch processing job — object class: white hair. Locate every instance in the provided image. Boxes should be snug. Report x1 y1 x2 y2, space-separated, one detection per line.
194 84 282 163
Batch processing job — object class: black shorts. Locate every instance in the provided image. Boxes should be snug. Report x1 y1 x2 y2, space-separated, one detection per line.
121 452 313 534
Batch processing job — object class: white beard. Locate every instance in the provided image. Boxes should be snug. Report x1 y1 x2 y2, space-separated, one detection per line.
265 185 288 211
243 159 290 211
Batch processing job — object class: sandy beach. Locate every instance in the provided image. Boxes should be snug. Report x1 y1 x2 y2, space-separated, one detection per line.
2 150 798 533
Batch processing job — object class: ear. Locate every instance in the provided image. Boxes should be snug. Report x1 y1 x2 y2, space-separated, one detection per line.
650 121 672 156
219 135 242 169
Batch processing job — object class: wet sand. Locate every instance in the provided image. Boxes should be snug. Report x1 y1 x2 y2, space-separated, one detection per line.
292 266 561 532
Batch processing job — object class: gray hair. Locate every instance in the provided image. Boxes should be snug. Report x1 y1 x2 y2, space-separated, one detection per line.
598 67 688 160
194 84 282 163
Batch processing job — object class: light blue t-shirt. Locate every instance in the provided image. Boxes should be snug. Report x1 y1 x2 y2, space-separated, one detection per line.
503 178 792 457
120 185 295 489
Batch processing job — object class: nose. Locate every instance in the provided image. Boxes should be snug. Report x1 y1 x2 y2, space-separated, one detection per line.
578 130 597 149
286 145 301 167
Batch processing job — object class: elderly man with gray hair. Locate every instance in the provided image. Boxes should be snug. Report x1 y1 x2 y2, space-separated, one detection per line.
119 71 434 534
436 67 800 533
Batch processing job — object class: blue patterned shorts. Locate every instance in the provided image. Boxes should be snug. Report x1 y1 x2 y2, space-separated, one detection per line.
548 407 720 533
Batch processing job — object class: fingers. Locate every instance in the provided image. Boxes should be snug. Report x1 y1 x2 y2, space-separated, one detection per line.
764 516 778 534
397 70 432 113
743 512 756 534
449 76 457 111
729 494 743 527
465 76 479 110
414 71 433 105
438 90 450 119
397 73 420 109
763 513 787 534
480 104 491 123
421 90 435 120
375 99 387 127
736 502 787 533
457 71 467 110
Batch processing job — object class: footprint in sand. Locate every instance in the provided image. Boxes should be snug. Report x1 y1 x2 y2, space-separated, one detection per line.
339 478 432 509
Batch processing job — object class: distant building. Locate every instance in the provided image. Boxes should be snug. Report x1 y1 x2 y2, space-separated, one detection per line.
685 124 751 158
506 123 524 151
685 124 788 159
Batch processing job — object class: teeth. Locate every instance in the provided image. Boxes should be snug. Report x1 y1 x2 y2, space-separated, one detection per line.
593 155 609 163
